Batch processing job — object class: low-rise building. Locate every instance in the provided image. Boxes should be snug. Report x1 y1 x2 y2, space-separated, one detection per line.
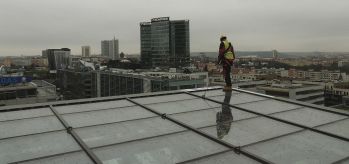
0 79 57 106
232 73 261 81
31 57 49 67
325 82 349 107
258 82 324 105
57 69 208 100
338 60 349 67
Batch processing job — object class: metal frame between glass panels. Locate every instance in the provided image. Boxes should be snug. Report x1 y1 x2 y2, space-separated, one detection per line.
1 87 348 164
49 105 102 164
241 117 349 148
176 149 234 164
185 91 349 142
232 88 349 117
125 98 273 164
0 96 268 142
332 156 349 164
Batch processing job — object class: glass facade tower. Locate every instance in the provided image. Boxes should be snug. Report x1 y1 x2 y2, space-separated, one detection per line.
140 22 152 67
170 20 190 67
140 17 190 68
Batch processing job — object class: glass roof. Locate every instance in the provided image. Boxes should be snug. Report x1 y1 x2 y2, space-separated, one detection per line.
182 150 260 164
0 88 348 164
0 107 52 122
17 151 93 164
244 130 349 164
0 131 82 163
76 116 185 148
93 131 228 164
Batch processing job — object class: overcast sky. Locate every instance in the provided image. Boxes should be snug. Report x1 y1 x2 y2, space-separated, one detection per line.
0 0 348 56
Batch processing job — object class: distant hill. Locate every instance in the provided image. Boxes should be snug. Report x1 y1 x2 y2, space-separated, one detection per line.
191 51 349 58
191 51 284 58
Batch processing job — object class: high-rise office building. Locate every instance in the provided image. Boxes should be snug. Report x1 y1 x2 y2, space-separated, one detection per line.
44 48 71 72
140 22 152 67
82 46 91 57
272 50 278 60
140 17 190 68
101 37 119 60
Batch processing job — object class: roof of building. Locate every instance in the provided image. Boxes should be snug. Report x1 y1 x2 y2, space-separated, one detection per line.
0 83 37 92
258 83 322 92
0 87 348 164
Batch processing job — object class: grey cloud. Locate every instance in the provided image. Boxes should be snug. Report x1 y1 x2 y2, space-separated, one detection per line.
0 0 348 56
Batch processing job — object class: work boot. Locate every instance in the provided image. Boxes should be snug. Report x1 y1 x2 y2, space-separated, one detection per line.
223 85 232 92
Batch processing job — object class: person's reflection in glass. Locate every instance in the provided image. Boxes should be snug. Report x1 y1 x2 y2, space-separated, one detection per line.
216 90 233 139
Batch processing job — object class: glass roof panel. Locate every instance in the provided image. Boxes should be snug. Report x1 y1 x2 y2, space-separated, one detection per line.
237 99 301 114
93 131 228 164
0 131 81 164
316 118 349 138
62 106 156 128
76 117 185 148
171 107 257 128
271 107 347 127
0 116 64 139
335 158 349 164
244 130 349 164
209 92 267 105
146 98 220 114
201 117 302 146
133 93 196 104
184 151 260 164
192 89 238 97
17 151 93 164
1 88 347 163
0 108 52 122
55 100 134 114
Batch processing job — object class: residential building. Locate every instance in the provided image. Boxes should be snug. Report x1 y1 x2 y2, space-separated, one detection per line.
0 57 32 67
232 73 261 81
101 37 119 60
254 68 346 82
325 82 349 107
140 17 190 68
31 57 48 67
280 70 289 77
81 55 109 64
82 46 91 57
338 60 349 67
309 71 322 80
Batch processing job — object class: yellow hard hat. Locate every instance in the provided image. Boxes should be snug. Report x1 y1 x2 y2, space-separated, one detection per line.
220 35 227 41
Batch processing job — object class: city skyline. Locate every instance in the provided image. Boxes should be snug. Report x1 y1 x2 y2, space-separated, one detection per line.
1 0 349 56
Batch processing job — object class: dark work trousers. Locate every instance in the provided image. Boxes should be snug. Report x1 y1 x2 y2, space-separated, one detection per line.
223 63 232 86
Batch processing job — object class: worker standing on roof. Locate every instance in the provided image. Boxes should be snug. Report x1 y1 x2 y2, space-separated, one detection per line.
218 35 235 91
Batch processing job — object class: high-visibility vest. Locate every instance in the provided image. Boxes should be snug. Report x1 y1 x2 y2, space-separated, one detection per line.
223 40 235 60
